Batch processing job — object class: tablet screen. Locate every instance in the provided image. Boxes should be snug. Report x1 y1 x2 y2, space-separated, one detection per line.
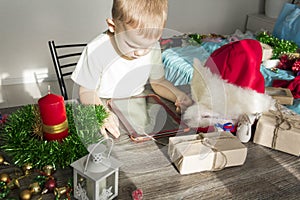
108 94 190 141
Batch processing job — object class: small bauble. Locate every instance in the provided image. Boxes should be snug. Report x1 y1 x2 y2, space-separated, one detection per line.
43 165 55 176
19 189 32 200
0 155 4 164
29 182 41 195
0 173 10 183
22 163 33 175
0 154 9 165
42 179 56 194
54 186 67 198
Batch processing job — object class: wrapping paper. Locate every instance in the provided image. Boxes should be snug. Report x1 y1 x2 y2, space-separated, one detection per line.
254 105 300 156
168 131 247 175
265 87 294 105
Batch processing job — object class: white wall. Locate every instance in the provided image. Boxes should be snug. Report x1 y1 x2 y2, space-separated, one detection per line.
0 0 264 85
168 0 264 34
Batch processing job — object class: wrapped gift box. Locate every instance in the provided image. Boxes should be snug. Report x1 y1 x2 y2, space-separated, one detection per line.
168 131 247 175
253 107 300 156
265 87 294 105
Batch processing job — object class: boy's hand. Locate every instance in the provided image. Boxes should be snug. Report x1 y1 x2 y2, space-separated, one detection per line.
175 93 193 113
100 111 121 138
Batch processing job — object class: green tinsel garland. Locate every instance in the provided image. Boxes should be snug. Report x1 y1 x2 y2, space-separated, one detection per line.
256 32 298 59
0 104 108 169
0 181 9 199
188 33 203 45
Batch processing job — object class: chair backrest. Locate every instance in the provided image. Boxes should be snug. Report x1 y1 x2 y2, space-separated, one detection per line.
48 41 86 100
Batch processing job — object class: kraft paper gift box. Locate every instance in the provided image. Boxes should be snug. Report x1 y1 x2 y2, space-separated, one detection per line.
253 106 300 156
168 131 247 175
265 87 294 105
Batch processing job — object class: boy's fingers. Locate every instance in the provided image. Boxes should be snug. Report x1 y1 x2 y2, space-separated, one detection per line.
100 127 109 139
101 121 121 138
107 125 121 138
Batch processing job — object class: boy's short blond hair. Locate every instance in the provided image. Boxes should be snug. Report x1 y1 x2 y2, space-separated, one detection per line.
112 0 168 38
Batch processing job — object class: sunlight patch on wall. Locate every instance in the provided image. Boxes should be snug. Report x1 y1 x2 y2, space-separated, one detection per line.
0 73 10 103
0 73 10 85
23 69 49 99
0 85 3 104
23 68 49 84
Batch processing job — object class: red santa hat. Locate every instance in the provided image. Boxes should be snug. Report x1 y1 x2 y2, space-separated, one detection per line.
205 39 266 94
185 39 275 127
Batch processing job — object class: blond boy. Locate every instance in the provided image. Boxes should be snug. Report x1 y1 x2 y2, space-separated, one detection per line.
71 0 192 138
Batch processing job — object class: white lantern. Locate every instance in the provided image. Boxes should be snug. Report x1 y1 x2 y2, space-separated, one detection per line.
71 138 121 200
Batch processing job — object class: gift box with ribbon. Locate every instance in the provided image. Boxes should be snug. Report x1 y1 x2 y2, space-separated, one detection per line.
253 104 300 156
265 87 294 105
168 131 247 175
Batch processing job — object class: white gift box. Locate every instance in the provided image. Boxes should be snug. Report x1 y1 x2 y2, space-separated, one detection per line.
168 131 247 175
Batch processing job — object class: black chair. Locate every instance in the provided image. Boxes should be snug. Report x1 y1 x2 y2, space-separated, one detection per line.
48 41 86 100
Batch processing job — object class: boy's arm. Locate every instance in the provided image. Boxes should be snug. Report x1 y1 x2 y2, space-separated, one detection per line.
79 86 121 138
150 77 192 113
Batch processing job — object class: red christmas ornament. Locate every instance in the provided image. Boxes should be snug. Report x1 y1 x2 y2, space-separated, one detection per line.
132 188 143 200
42 179 57 194
277 54 288 70
277 54 300 74
0 113 8 125
292 59 300 74
38 89 68 141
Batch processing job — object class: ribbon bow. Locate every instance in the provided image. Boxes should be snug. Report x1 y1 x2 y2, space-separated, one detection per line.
172 133 230 172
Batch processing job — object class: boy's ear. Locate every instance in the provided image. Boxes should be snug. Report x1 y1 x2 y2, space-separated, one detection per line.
106 18 115 33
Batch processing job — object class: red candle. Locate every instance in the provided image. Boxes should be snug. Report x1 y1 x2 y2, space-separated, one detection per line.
38 93 68 141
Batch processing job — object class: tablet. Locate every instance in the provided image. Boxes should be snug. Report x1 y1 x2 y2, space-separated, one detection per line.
108 94 193 142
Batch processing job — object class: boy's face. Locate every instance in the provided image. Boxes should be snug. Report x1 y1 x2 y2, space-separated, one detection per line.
112 23 161 60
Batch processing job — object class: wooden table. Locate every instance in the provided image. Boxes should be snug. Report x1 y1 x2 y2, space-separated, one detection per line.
1 101 300 200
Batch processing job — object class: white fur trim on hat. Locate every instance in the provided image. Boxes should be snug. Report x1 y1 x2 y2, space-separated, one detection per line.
183 60 275 128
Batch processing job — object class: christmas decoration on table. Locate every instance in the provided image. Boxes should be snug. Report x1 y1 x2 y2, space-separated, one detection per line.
0 162 73 200
0 179 10 199
42 178 57 194
22 163 33 176
0 163 36 199
0 154 10 166
159 35 188 50
132 188 143 200
168 131 247 175
256 31 298 59
253 104 300 156
38 88 69 141
0 102 108 169
265 87 294 105
188 33 226 45
260 42 273 61
0 113 8 126
272 75 300 99
71 137 121 200
276 53 300 75
17 168 72 200
184 39 274 140
188 33 203 45
159 32 227 51
215 122 235 132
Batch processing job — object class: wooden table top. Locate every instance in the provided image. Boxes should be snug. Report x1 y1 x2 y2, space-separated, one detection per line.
1 100 300 200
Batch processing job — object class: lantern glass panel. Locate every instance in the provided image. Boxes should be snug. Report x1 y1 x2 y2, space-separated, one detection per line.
75 173 92 199
98 172 116 199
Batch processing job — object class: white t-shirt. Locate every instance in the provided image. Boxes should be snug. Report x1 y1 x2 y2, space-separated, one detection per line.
71 33 165 98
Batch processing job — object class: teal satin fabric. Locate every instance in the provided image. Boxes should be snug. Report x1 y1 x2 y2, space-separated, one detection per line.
162 41 227 86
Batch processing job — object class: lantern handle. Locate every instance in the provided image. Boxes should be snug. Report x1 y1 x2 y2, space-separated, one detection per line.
84 137 114 173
